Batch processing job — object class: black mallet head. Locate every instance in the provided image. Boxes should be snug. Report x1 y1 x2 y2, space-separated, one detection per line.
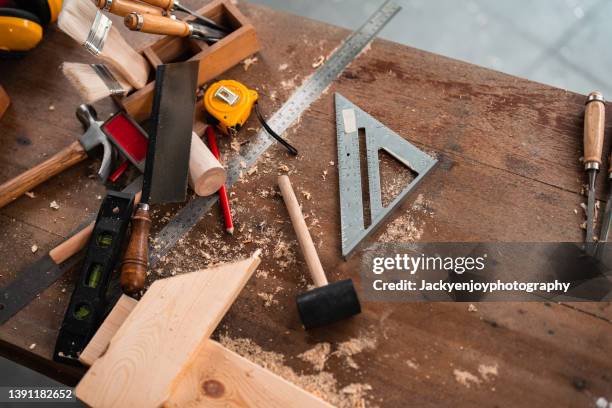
296 279 361 330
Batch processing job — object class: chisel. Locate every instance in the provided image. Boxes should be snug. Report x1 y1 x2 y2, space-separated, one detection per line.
136 0 228 32
95 0 164 17
583 91 606 248
124 12 224 41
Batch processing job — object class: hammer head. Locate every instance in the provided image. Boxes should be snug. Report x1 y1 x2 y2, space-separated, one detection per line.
297 279 361 330
76 104 113 181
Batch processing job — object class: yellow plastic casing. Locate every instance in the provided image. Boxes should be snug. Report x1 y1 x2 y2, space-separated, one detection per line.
204 80 259 136
0 16 43 52
48 0 64 23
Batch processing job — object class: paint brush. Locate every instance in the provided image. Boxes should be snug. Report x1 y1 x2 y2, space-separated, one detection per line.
58 0 150 89
62 63 132 103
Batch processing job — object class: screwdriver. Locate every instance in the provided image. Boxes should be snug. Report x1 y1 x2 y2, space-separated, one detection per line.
583 91 606 249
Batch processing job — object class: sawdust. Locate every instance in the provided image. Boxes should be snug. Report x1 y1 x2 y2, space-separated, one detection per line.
312 55 325 68
279 63 289 71
49 201 60 210
333 334 377 370
405 359 419 370
242 56 258 71
378 194 431 243
257 292 278 307
468 304 478 312
478 363 498 381
453 369 481 388
24 191 35 198
220 335 375 407
298 342 331 371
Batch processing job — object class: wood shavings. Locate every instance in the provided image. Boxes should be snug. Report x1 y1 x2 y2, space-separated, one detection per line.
48 105 55 111
378 194 431 243
302 191 312 200
312 55 325 68
453 369 481 388
468 304 478 312
231 139 241 152
257 292 278 307
220 335 376 407
322 170 328 181
24 191 35 198
405 359 419 369
278 164 290 173
478 363 498 381
31 245 38 253
298 343 331 371
242 56 258 71
29 343 36 350
333 334 377 369
279 63 289 71
49 201 60 210
247 166 258 176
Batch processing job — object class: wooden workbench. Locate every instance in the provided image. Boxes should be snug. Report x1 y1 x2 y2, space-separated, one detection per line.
0 1 610 406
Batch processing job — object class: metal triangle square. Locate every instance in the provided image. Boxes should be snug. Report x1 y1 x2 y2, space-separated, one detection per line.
335 93 438 258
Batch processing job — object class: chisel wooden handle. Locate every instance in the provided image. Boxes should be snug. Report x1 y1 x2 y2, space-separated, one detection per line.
278 175 328 288
120 204 151 295
124 12 190 37
584 91 606 168
0 141 87 209
95 0 164 17
138 0 174 10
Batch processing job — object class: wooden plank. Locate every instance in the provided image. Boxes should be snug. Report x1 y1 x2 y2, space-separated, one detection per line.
81 295 332 408
75 254 261 408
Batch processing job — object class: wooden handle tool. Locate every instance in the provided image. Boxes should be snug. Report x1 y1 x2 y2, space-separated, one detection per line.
278 175 328 287
124 12 191 36
95 0 164 17
120 203 151 295
0 141 87 209
0 85 9 120
138 0 173 9
584 91 606 169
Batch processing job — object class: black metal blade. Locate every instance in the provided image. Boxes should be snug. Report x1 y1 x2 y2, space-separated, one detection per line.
144 61 199 205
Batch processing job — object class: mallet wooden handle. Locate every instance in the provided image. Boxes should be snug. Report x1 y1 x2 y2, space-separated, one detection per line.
0 141 87 209
278 175 328 287
584 91 606 168
124 13 190 37
138 0 174 10
96 0 164 17
120 204 151 295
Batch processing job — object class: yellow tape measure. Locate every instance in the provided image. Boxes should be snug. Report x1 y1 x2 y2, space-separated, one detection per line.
203 80 259 136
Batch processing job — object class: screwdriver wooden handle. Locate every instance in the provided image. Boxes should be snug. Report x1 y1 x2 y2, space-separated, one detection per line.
584 91 606 168
0 141 87 209
278 175 328 288
124 12 190 37
95 0 164 17
120 204 151 295
137 0 174 10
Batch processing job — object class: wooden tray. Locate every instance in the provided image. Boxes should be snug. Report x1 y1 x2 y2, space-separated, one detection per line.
121 0 260 121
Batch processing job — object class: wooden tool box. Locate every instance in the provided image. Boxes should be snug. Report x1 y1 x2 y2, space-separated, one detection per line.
120 0 260 121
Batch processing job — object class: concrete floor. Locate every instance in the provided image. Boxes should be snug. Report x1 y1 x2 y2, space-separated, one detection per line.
1 0 609 398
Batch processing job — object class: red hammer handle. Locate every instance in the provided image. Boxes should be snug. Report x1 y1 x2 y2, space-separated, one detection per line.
278 175 328 287
0 141 87 209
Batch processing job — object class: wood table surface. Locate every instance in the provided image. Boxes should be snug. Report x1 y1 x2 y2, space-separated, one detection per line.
0 1 611 406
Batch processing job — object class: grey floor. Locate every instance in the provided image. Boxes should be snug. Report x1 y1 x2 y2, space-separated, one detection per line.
1 0 609 397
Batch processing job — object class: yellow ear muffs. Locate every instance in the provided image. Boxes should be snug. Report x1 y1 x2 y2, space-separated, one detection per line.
0 8 43 53
46 0 62 23
13 0 61 25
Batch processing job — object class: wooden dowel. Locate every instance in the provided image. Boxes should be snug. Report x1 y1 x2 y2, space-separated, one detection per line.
188 132 226 196
278 175 328 287
96 0 164 17
0 141 87 209
584 91 606 167
49 224 95 264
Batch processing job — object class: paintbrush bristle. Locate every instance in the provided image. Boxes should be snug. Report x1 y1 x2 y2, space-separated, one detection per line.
62 62 132 104
57 0 99 44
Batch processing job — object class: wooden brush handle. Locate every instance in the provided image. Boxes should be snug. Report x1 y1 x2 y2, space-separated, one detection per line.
125 13 190 37
0 141 87 209
278 175 328 287
121 204 151 295
138 0 174 10
96 0 164 17
584 91 606 167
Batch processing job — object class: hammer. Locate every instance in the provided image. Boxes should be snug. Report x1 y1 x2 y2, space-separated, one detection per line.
278 175 361 329
0 105 113 209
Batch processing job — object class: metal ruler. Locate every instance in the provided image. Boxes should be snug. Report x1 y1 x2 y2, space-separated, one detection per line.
149 0 401 267
335 93 438 258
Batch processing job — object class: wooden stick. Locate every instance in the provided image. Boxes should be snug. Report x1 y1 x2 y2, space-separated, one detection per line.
278 175 328 288
95 0 164 17
125 12 191 37
189 131 227 196
584 91 606 167
0 141 87 209
0 85 9 120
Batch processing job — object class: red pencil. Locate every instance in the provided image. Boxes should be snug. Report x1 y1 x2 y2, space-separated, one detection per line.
205 126 234 235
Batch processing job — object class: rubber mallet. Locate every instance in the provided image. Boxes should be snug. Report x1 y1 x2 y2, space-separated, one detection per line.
278 175 361 329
